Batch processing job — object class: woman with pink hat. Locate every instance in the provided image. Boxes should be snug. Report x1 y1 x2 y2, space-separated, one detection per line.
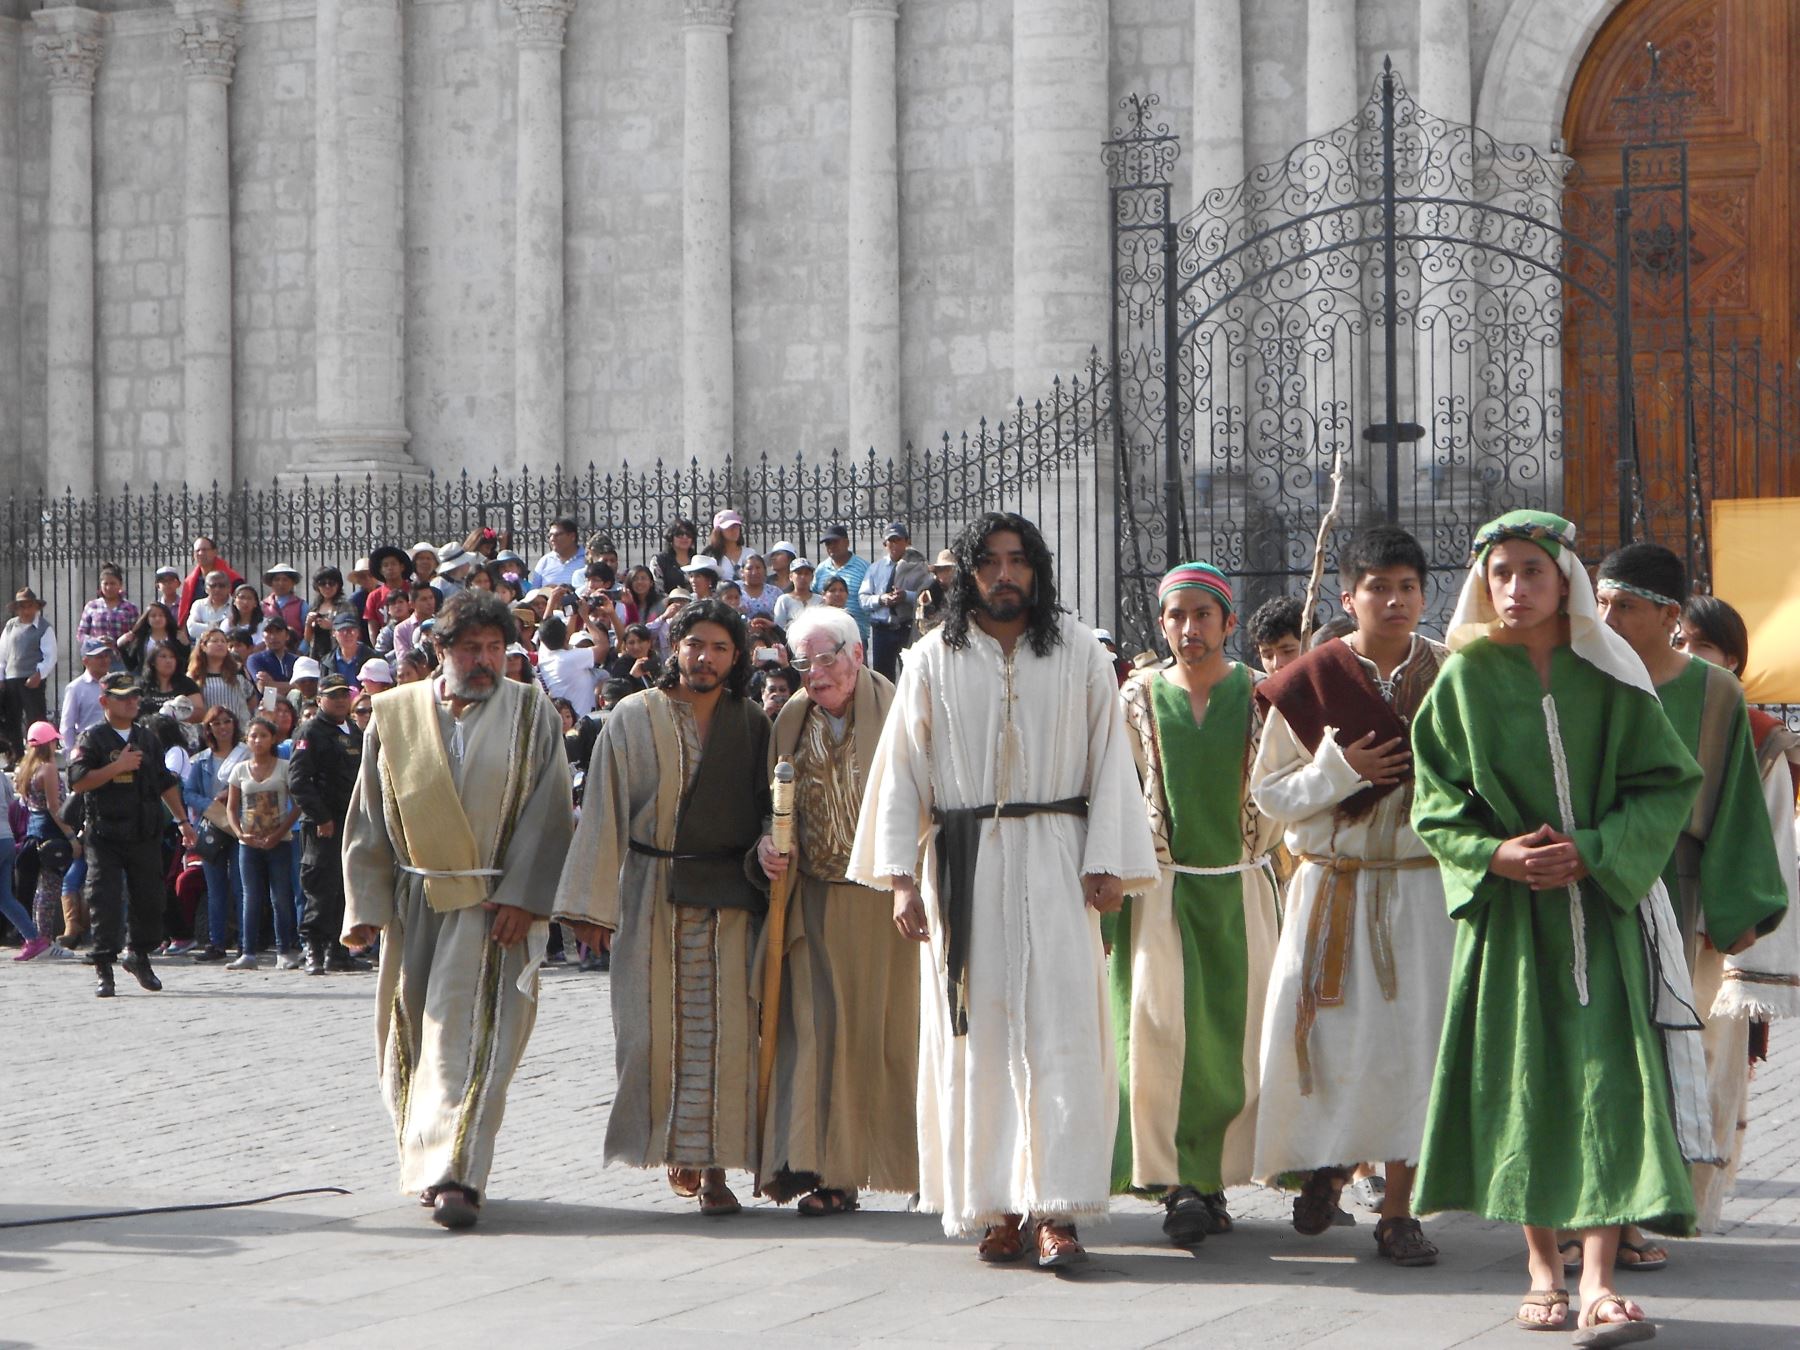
14 721 81 958
704 509 750 582
0 723 49 960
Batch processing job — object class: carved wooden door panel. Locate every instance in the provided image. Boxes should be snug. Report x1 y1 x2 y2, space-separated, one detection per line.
1560 0 1795 557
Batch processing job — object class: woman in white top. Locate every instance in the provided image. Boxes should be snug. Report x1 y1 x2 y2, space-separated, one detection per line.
188 628 253 727
772 558 821 631
224 716 300 970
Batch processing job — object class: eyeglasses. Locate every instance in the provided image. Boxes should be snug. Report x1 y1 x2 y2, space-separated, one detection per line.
789 640 846 673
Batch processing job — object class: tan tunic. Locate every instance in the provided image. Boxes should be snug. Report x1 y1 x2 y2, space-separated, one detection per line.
758 668 919 1200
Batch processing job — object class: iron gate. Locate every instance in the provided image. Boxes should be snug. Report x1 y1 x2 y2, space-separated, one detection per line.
1103 57 1706 652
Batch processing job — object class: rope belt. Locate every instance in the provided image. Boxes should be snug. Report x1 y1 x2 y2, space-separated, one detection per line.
1167 855 1272 877
399 864 502 879
1292 852 1437 1096
930 796 1089 1037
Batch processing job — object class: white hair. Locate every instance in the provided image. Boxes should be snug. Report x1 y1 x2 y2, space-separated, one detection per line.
786 605 862 656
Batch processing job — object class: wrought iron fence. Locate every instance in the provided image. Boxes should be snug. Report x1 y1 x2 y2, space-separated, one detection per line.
3 364 1112 707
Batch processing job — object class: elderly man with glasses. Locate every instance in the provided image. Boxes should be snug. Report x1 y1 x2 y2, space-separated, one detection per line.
185 571 238 641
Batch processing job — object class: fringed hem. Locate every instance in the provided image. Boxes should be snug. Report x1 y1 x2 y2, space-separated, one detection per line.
1415 1198 1697 1239
1711 984 1800 1022
1253 1153 1421 1189
940 1197 1114 1239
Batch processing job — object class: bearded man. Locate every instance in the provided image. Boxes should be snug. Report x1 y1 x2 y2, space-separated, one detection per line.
556 599 773 1217
849 512 1159 1268
342 589 574 1230
755 606 917 1214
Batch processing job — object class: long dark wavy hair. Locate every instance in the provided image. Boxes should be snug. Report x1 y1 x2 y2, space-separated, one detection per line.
657 598 752 699
941 512 1063 657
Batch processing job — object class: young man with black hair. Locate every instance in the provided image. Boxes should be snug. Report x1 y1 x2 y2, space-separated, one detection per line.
1248 595 1305 674
555 598 773 1219
1250 526 1454 1266
850 513 1158 1268
1595 544 1788 1256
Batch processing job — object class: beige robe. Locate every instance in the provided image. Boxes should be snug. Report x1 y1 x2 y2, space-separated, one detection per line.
757 667 919 1200
342 677 573 1198
553 688 763 1172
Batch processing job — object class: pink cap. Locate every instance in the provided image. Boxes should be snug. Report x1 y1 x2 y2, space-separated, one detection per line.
26 721 60 747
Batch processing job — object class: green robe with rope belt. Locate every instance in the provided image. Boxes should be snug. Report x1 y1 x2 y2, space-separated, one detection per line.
1410 641 1703 1234
1110 663 1281 1193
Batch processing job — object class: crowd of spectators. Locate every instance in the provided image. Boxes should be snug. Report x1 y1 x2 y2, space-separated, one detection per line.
0 512 965 969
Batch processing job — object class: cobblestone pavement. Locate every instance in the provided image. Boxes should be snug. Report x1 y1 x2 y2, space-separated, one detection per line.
2 955 1796 1348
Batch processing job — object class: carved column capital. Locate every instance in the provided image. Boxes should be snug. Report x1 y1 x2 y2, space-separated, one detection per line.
504 0 576 50
32 7 105 96
681 0 735 33
847 0 898 19
172 0 243 84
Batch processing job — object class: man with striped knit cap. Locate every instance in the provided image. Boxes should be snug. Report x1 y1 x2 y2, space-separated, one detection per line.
1109 561 1283 1245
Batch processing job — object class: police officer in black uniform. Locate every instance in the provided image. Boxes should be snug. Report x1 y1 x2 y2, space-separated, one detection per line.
289 673 367 975
67 671 195 998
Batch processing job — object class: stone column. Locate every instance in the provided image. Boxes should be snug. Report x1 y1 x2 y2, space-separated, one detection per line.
173 0 241 491
1305 0 1359 134
1416 0 1471 123
1012 0 1109 392
681 0 735 467
1190 0 1244 212
505 0 575 475
299 0 418 482
845 0 899 457
32 5 104 499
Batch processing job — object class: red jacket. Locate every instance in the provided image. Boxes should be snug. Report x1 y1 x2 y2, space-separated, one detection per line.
178 559 243 626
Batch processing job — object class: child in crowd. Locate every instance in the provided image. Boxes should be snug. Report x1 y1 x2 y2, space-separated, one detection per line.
1247 596 1305 673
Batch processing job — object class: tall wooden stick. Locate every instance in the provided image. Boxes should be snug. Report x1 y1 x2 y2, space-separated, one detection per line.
1299 445 1347 646
756 757 797 1132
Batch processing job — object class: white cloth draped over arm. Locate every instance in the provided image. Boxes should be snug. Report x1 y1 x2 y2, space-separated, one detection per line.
848 649 936 889
1715 758 1800 1021
1075 637 1160 893
1250 710 1369 825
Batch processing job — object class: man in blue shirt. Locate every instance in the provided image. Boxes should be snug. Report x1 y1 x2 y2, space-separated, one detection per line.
530 516 587 590
813 524 870 646
858 522 929 681
60 638 113 750
246 617 300 699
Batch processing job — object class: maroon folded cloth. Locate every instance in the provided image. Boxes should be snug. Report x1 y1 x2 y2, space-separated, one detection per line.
1254 638 1410 822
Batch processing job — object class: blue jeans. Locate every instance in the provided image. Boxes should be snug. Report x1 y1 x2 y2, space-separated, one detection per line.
201 849 241 950
238 840 297 955
0 837 38 943
64 855 87 897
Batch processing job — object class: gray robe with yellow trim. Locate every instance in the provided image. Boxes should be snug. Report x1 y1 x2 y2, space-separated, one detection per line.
553 687 768 1172
342 676 573 1197
756 667 919 1201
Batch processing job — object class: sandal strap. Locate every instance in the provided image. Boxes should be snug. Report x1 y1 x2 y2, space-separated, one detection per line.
1581 1293 1633 1327
1521 1290 1570 1307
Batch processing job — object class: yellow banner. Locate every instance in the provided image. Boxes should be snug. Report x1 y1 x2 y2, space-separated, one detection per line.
1710 498 1800 704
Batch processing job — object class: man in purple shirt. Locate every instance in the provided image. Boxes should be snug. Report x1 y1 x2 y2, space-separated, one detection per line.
76 564 140 663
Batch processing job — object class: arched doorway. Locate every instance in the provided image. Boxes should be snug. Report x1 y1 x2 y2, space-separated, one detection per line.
1561 0 1798 570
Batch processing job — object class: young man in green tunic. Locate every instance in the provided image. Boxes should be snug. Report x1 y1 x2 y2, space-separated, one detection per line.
1411 511 1706 1348
1113 562 1282 1246
1594 544 1788 1266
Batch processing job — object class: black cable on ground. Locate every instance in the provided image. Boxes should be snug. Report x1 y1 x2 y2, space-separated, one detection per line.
0 1186 353 1230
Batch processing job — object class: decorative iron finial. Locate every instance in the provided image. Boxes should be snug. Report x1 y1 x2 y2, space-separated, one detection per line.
1610 42 1696 145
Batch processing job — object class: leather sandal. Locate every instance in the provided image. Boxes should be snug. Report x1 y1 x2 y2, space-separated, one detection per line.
1514 1288 1569 1331
1571 1293 1655 1348
1292 1167 1347 1236
430 1185 480 1231
698 1170 741 1217
667 1167 703 1198
797 1188 859 1217
1614 1237 1668 1273
1372 1215 1439 1267
977 1214 1026 1263
1035 1219 1088 1268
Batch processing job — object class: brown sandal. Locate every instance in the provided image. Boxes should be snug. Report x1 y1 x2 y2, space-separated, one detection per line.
667 1166 703 1198
1514 1289 1569 1331
1292 1166 1348 1236
1372 1215 1439 1267
1034 1219 1088 1268
1572 1293 1655 1348
698 1169 740 1216
977 1214 1026 1263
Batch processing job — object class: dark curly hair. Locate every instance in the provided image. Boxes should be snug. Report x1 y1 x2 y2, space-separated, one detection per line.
657 598 753 699
941 512 1063 657
433 589 520 650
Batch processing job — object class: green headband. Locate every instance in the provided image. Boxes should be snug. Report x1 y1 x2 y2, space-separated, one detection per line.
1596 578 1679 609
1470 509 1576 564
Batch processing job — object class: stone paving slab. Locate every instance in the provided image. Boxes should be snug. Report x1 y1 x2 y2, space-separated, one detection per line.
2 957 1797 1348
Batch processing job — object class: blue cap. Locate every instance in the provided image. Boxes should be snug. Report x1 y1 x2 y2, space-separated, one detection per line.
81 637 114 658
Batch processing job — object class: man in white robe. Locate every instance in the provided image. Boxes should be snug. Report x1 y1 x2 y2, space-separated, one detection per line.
849 512 1158 1269
343 590 573 1230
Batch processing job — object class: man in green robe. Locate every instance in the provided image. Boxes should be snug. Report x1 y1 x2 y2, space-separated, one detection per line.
1112 562 1282 1246
1411 511 1704 1347
1595 544 1788 1264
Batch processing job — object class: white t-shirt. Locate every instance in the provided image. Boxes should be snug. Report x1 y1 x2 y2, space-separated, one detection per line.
772 591 820 631
536 645 599 716
226 757 292 839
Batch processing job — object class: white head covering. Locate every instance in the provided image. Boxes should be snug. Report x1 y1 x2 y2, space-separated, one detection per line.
1447 509 1654 697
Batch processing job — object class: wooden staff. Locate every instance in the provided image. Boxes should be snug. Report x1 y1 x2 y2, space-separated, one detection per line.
1299 444 1347 647
756 756 797 1128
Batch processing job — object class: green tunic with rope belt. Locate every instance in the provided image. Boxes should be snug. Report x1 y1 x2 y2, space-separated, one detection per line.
1410 642 1703 1234
1110 663 1281 1193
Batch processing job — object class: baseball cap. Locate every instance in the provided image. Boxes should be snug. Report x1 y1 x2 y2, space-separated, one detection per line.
359 659 394 686
883 521 910 541
291 656 322 681
820 524 849 543
318 673 352 695
791 557 815 572
712 509 744 531
81 636 113 658
332 611 360 630
154 565 181 580
26 721 60 747
100 671 139 697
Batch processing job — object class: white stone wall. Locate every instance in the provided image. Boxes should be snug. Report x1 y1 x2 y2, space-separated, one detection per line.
230 2 314 485
0 0 1575 498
